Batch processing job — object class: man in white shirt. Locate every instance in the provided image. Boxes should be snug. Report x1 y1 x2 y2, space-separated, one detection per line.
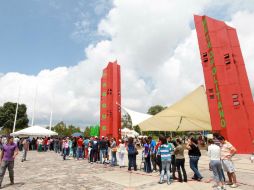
208 139 225 190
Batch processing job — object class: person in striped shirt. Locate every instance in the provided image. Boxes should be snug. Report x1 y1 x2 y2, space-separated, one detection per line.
157 135 174 184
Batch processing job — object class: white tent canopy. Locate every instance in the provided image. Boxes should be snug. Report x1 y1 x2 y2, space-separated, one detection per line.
139 85 212 131
120 106 152 127
11 125 58 137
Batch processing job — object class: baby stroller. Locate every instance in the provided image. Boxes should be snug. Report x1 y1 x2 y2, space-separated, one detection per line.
139 150 145 171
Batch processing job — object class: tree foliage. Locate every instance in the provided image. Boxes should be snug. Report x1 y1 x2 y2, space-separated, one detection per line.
147 105 166 115
121 113 132 129
133 125 141 134
84 126 91 137
0 102 29 134
52 121 81 137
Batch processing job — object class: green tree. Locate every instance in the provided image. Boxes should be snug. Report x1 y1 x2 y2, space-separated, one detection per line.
84 126 91 137
133 125 141 134
52 122 81 137
121 113 132 129
147 105 166 115
0 102 29 134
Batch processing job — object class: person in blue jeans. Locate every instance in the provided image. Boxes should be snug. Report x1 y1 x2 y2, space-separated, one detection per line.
144 138 152 173
99 136 107 164
127 137 137 171
186 137 203 181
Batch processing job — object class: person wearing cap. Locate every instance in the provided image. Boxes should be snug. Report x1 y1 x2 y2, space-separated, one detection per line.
0 136 18 188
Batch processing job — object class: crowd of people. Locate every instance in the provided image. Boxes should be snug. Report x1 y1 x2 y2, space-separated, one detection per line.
0 133 239 190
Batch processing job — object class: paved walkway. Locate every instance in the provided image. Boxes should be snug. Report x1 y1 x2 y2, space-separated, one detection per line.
1 150 254 190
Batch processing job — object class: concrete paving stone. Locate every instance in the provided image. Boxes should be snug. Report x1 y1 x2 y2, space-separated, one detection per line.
0 151 253 190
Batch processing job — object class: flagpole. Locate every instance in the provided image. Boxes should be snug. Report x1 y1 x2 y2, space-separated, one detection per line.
31 85 38 127
49 110 53 131
13 86 21 133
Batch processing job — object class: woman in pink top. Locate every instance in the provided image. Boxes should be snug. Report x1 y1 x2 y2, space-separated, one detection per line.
62 138 69 160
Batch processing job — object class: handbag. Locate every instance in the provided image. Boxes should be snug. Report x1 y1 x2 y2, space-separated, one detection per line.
135 148 139 155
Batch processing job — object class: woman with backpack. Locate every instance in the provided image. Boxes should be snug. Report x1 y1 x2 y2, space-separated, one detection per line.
157 135 174 184
186 137 203 181
127 137 137 171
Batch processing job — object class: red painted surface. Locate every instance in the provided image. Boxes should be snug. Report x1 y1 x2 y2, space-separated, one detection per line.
100 61 121 142
194 15 254 153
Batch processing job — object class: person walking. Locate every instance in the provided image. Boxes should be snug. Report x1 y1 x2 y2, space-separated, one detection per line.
157 135 174 185
207 139 225 190
174 138 187 183
186 137 203 181
218 136 237 188
0 136 19 188
21 138 29 162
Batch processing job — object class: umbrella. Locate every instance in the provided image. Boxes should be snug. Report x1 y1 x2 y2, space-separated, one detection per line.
72 132 84 137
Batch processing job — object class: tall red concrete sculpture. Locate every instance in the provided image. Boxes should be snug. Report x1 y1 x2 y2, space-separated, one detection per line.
100 61 121 142
194 15 254 153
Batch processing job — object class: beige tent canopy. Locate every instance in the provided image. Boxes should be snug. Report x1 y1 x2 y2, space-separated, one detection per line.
139 85 212 131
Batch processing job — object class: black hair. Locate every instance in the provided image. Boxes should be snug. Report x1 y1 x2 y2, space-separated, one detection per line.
208 139 214 144
217 136 225 141
159 135 167 145
176 138 182 144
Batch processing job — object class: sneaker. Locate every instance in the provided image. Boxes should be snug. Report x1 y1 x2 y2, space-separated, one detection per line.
230 184 237 188
225 182 233 185
158 180 163 184
222 185 226 190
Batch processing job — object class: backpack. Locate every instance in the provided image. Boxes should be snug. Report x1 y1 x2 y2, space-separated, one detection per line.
93 140 98 149
128 144 135 155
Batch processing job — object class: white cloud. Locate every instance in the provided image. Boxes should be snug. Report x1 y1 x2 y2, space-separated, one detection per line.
1 0 254 127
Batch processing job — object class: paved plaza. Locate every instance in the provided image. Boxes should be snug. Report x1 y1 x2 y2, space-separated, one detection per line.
1 150 254 190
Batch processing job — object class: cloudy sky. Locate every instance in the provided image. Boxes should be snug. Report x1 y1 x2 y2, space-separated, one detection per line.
1 0 254 128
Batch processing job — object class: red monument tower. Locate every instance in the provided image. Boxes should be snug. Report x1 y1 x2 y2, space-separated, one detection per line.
194 15 254 153
100 61 121 142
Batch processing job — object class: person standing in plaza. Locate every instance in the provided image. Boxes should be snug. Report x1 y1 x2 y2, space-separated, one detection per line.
77 136 83 160
167 136 177 180
118 139 125 168
144 138 152 173
21 138 29 162
0 136 19 188
62 138 69 160
157 135 174 184
127 137 137 171
99 136 107 164
148 136 157 172
72 137 77 159
174 138 187 182
207 139 225 190
218 136 237 188
83 137 89 159
186 137 203 181
110 138 117 166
